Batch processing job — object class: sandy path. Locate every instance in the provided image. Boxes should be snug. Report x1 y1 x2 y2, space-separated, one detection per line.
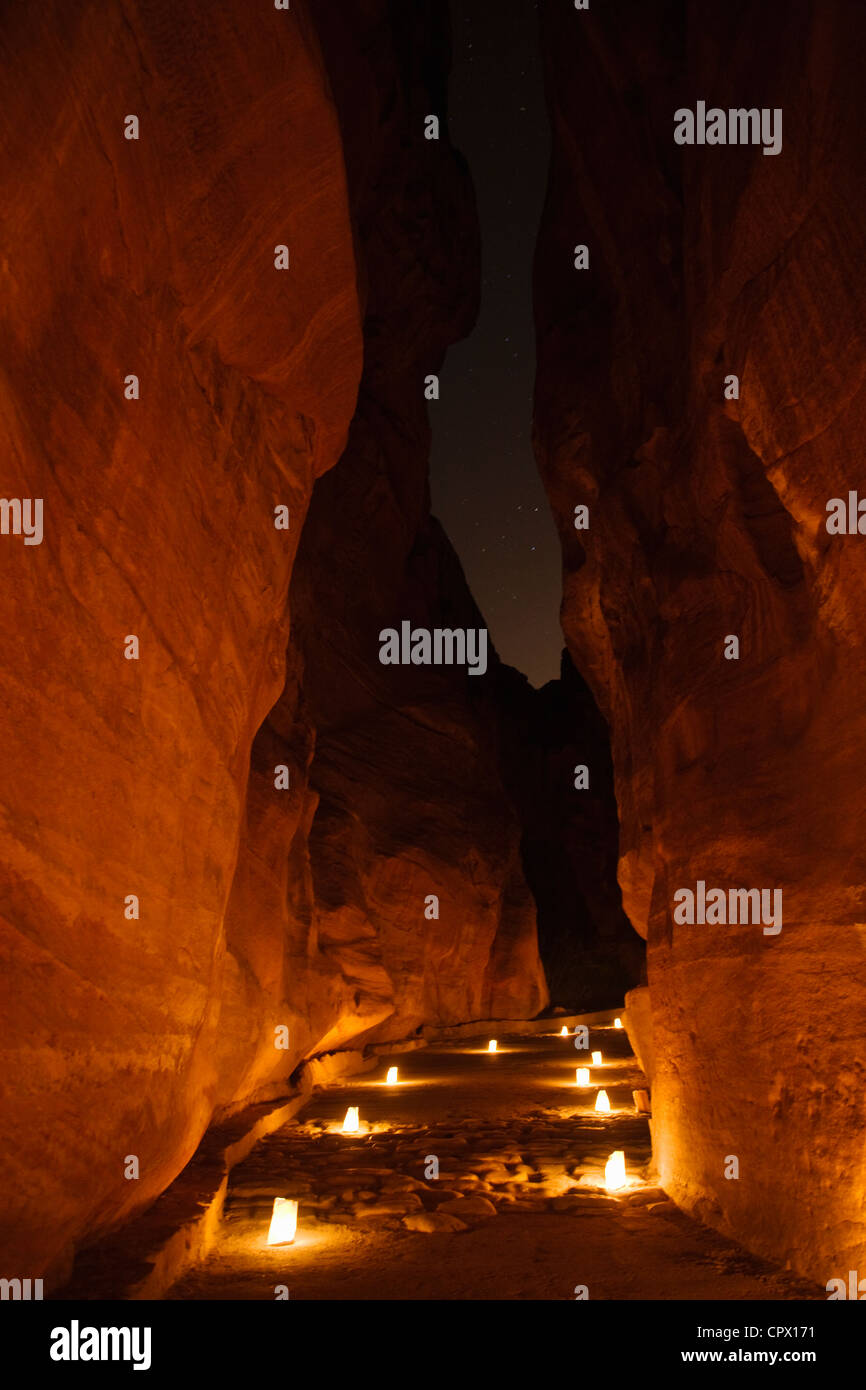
167 1028 820 1301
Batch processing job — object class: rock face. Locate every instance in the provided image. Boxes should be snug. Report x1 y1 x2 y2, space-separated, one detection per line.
535 0 866 1280
0 0 547 1282
0 0 362 1283
209 1 548 1111
493 653 644 1011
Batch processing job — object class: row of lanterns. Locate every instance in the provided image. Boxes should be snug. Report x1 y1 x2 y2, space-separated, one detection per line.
268 1071 404 1240
268 1015 633 1243
486 1020 626 1182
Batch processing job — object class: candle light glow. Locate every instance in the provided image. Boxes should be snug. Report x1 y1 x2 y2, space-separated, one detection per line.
267 1197 298 1245
604 1150 626 1191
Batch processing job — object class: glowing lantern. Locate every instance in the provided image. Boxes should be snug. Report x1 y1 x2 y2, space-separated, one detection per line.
386 1067 398 1085
614 1017 623 1029
342 1106 360 1133
595 1089 611 1113
560 1025 570 1036
591 1050 602 1066
488 1039 497 1053
575 1067 590 1086
267 1198 298 1245
604 1150 626 1191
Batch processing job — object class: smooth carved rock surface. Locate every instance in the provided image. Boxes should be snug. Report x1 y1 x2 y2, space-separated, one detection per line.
534 0 866 1280
0 0 548 1280
0 0 362 1281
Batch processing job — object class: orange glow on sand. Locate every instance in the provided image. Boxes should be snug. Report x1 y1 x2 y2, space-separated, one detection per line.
266 1198 298 1245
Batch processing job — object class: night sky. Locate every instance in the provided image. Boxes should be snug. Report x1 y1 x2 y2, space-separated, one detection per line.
429 0 564 690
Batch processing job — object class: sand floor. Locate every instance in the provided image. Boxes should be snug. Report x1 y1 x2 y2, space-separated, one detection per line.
167 1028 821 1301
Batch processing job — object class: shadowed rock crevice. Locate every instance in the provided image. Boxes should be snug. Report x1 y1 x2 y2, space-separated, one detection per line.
493 652 644 1011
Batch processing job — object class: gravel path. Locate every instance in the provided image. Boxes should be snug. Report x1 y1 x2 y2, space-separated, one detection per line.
167 1028 820 1301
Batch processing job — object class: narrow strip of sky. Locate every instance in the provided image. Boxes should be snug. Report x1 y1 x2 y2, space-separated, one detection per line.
430 0 562 689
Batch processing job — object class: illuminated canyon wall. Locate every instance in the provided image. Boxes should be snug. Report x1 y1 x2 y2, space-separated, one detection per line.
534 0 866 1281
211 1 548 1106
214 0 551 1097
0 0 550 1281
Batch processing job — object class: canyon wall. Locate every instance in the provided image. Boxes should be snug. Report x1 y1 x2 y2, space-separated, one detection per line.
0 0 546 1282
209 0 547 1113
0 0 362 1283
494 652 644 1011
535 0 866 1281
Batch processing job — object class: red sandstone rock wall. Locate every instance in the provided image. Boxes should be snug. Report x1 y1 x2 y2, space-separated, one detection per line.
535 0 866 1282
211 1 548 1111
0 0 547 1281
0 0 362 1283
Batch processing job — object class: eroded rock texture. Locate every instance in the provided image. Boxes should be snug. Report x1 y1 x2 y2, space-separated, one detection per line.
535 0 866 1280
0 0 363 1282
0 0 548 1281
214 0 547 1108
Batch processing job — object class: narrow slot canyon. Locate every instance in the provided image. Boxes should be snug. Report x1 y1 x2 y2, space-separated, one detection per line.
1 0 865 1352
